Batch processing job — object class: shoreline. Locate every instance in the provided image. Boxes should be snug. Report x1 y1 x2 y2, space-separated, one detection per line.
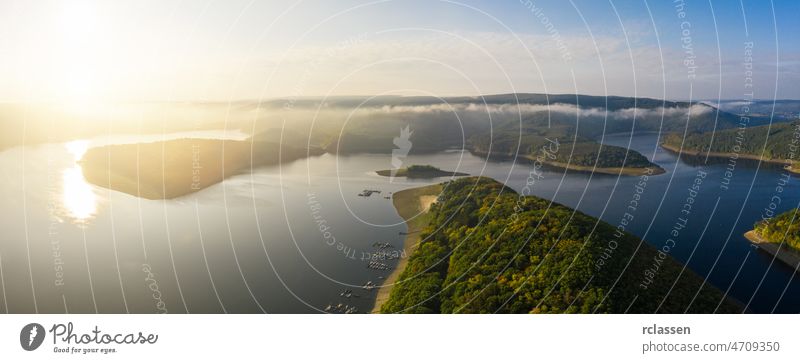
370 183 443 313
80 138 322 199
469 150 665 176
744 230 800 273
375 168 469 178
660 142 800 175
533 158 666 176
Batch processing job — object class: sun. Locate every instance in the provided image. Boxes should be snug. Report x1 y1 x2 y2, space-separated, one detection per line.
65 140 90 161
53 0 108 111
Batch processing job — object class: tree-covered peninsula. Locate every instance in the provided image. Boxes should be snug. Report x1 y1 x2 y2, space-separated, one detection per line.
380 177 741 313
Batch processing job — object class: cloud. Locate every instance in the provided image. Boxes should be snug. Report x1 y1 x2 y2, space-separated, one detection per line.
354 102 713 120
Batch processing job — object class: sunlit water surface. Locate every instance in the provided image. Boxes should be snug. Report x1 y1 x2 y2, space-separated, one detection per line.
0 131 797 313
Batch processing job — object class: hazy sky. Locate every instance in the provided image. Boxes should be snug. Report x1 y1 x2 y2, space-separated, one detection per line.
0 0 797 104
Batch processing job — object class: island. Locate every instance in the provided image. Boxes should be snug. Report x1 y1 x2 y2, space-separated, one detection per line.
661 121 800 174
375 165 468 179
376 177 741 313
80 137 323 199
745 209 800 272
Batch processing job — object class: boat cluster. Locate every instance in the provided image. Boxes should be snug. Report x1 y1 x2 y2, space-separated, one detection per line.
367 241 400 269
375 250 402 260
362 280 376 291
358 189 381 197
367 260 390 270
323 237 401 313
324 303 358 314
372 242 393 249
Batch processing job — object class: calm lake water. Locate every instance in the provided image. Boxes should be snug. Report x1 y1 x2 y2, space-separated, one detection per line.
0 131 798 313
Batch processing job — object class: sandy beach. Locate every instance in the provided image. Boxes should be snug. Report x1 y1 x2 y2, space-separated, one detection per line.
744 230 800 272
371 183 443 313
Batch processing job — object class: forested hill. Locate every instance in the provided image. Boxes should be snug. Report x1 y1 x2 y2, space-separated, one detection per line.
381 177 741 314
662 121 800 163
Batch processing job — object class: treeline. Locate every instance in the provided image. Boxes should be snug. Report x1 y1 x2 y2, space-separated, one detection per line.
380 177 741 313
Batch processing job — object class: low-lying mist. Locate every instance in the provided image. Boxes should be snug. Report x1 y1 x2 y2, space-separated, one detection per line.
0 95 728 153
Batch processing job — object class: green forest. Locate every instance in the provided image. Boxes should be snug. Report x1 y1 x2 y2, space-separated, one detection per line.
662 121 800 163
754 208 800 251
380 177 741 314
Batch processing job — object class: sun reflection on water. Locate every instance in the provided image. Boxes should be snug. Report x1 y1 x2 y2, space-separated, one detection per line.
60 140 97 224
65 140 89 160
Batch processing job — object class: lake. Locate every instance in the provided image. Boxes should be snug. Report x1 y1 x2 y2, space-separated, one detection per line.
0 131 797 313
